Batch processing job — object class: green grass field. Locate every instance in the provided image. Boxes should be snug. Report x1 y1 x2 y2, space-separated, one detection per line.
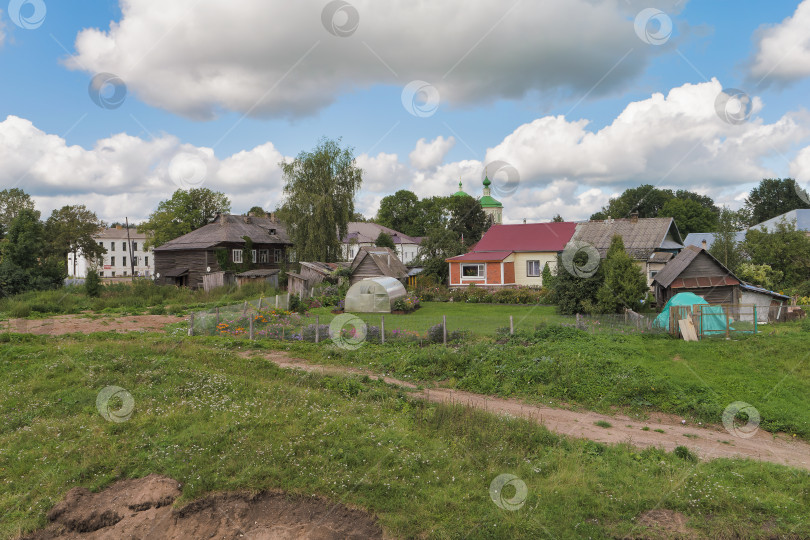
1 333 808 539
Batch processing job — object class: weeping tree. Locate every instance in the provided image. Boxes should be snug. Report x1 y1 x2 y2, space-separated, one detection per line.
278 138 363 262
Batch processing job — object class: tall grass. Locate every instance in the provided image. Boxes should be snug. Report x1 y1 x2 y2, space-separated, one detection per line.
0 280 283 317
1 334 808 539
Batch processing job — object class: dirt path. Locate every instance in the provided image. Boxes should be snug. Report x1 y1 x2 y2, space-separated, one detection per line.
244 350 810 472
5 314 185 335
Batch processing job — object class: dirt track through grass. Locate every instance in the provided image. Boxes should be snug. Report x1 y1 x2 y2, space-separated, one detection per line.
244 349 810 471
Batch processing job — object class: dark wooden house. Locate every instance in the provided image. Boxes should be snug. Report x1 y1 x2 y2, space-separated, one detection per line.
652 245 741 306
349 247 408 285
153 214 291 289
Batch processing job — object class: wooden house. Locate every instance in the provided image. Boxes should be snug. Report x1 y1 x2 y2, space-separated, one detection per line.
652 245 741 306
153 213 291 289
572 215 684 286
349 247 408 285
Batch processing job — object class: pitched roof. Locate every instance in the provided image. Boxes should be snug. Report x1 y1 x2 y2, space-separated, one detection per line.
94 227 147 241
471 222 577 252
350 247 408 279
740 283 790 300
236 269 280 278
342 222 422 246
299 261 346 276
752 209 810 232
683 231 747 249
573 217 682 259
652 245 739 289
154 214 290 251
446 251 513 262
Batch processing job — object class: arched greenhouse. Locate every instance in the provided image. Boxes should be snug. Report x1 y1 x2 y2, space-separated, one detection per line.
344 277 407 313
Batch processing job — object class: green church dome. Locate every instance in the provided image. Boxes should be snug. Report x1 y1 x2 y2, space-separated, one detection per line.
480 195 503 208
453 180 471 197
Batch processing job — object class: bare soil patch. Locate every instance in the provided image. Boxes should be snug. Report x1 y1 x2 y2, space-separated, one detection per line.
244 350 810 471
21 473 383 540
5 314 184 335
634 509 699 539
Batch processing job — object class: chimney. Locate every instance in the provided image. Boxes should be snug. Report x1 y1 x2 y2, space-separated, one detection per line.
630 211 639 223
116 224 123 230
701 239 707 249
270 212 277 223
523 218 527 224
243 215 251 224
220 214 227 227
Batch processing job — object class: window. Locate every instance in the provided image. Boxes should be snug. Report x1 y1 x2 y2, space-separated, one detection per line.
145 256 148 266
122 242 126 251
111 271 116 277
123 257 127 267
251 249 257 263
526 260 541 277
111 242 115 251
461 264 485 278
99 271 104 277
111 256 115 266
649 271 658 279
98 241 103 248
123 271 128 277
132 242 138 252
232 249 243 263
258 249 269 263
274 249 282 263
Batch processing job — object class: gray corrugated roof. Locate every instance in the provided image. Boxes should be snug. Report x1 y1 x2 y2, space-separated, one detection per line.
236 269 280 278
752 209 810 232
342 222 421 245
652 245 701 288
572 217 682 259
154 214 290 252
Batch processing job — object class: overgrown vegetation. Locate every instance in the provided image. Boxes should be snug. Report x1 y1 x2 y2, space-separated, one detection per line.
1 334 808 539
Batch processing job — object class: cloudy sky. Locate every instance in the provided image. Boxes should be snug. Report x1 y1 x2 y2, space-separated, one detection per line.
2 0 810 224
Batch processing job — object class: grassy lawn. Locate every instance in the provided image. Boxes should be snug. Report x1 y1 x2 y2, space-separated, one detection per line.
308 302 568 335
1 333 808 539
271 321 810 440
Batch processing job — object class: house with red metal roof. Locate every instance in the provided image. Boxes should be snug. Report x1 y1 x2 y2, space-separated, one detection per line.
445 222 577 287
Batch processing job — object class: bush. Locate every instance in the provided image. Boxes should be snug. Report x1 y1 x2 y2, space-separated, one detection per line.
673 445 698 462
8 301 31 318
85 269 102 297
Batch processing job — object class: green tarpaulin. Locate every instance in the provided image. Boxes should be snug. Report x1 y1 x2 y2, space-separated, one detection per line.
653 292 729 334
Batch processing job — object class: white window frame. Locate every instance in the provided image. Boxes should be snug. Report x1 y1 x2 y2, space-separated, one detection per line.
526 260 541 277
232 249 243 263
258 249 269 263
461 263 485 279
274 249 282 263
251 249 257 263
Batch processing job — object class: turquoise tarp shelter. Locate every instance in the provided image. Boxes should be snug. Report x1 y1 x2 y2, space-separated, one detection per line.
653 292 729 334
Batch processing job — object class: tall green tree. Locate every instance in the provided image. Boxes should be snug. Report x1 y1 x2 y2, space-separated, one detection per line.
447 195 488 247
376 190 421 236
0 209 64 295
743 220 810 289
743 178 810 225
709 208 745 272
414 227 464 283
278 138 363 262
590 185 674 220
138 188 231 248
659 198 718 238
549 251 604 315
375 231 396 249
247 206 267 217
595 235 647 313
44 205 106 276
0 188 37 232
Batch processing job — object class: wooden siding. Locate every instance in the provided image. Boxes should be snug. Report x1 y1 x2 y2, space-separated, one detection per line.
350 256 384 285
680 252 729 279
503 261 515 284
155 243 286 289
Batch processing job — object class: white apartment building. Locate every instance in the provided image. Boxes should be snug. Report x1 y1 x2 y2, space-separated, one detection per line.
341 222 423 265
67 226 154 278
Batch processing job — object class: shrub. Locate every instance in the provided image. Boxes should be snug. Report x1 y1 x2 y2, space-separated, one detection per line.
9 301 31 318
85 269 102 297
673 445 698 462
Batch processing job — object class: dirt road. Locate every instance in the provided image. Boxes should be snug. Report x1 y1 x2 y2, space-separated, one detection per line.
4 314 184 335
243 349 810 471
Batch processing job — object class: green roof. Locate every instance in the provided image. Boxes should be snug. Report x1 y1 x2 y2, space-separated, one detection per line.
453 180 471 197
483 175 491 187
480 195 502 208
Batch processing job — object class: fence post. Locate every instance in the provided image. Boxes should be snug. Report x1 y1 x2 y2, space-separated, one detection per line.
442 315 447 346
258 296 263 310
509 315 514 336
275 294 279 308
188 312 194 336
249 315 254 340
286 293 290 309
381 315 385 344
243 300 248 314
216 307 220 326
316 315 320 343
725 305 731 339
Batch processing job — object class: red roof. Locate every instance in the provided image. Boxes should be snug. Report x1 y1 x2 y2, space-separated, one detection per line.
446 251 513 262
472 222 577 252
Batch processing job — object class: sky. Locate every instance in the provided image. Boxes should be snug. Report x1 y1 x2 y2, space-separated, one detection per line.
2 0 810 225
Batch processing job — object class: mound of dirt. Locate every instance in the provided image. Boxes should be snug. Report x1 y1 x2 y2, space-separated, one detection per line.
22 474 384 540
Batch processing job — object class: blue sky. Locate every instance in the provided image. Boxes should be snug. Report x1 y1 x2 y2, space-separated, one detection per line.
2 0 810 224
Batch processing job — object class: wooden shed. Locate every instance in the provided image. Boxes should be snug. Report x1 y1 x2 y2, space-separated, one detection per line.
287 261 348 297
652 245 741 306
236 268 279 288
202 270 236 292
349 247 408 285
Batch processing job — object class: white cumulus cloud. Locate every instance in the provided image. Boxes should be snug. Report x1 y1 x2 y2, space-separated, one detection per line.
749 0 810 85
409 136 456 170
66 0 677 119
